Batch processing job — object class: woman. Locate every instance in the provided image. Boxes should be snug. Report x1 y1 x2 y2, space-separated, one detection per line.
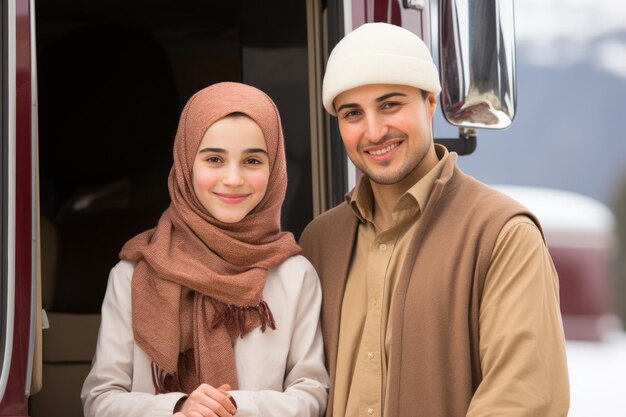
81 82 328 417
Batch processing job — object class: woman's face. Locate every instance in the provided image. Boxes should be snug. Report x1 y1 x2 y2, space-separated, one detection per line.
192 115 270 223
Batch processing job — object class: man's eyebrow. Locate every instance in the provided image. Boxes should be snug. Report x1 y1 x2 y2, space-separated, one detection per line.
336 102 359 113
335 92 408 113
376 92 407 102
197 147 268 155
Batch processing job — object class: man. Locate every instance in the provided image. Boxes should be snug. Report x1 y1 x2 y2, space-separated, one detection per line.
299 22 569 417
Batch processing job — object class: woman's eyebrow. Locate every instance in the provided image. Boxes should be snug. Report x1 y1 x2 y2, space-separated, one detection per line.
244 148 269 155
197 147 268 155
198 147 225 154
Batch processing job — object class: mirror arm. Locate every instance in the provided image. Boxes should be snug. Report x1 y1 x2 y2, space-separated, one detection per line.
434 127 477 156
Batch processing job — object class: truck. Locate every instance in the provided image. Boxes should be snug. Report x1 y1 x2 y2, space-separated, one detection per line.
1 0 617 415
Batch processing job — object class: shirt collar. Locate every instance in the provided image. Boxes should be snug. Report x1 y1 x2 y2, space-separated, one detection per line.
405 144 449 212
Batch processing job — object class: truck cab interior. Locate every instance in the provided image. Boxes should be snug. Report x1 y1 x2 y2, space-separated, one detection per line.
32 1 315 415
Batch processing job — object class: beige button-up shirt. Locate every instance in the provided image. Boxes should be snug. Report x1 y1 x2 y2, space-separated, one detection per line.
333 145 568 417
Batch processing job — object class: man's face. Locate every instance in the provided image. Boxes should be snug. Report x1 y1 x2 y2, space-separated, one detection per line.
334 84 438 188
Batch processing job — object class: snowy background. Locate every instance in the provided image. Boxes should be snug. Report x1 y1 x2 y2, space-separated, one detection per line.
436 0 626 208
433 1 626 415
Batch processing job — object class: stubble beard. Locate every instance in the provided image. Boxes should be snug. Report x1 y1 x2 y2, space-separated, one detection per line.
356 147 428 187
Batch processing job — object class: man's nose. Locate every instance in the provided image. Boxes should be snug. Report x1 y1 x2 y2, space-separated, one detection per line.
364 112 388 143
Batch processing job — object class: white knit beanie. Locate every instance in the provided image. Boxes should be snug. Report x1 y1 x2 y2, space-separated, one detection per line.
322 22 441 115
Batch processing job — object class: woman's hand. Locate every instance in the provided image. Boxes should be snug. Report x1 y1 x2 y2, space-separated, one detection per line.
177 384 237 417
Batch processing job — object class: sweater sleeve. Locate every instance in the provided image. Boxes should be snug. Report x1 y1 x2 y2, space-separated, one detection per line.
228 258 329 417
466 216 570 417
81 261 186 417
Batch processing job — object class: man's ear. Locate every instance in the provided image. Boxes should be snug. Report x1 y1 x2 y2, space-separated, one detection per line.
427 93 437 118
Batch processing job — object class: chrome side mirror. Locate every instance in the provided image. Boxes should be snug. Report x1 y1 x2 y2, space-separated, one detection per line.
439 0 517 129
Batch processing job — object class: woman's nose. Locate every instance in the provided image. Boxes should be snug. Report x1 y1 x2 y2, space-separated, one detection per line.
222 164 244 186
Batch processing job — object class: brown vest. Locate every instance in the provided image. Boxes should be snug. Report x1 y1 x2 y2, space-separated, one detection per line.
300 156 539 417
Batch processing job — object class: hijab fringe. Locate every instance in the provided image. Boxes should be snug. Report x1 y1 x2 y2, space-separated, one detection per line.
152 362 180 394
212 300 276 337
152 349 195 394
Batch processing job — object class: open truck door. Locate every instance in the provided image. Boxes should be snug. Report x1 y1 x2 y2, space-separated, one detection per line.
9 1 317 415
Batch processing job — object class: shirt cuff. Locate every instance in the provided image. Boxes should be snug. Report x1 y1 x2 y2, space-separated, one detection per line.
228 391 260 417
155 392 188 416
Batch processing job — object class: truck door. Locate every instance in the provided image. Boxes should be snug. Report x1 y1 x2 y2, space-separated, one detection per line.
0 0 37 415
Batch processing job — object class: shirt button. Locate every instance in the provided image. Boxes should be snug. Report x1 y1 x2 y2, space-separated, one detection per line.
367 407 374 414
378 243 387 251
367 351 375 359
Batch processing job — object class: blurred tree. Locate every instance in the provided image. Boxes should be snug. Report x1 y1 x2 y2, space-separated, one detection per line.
613 172 626 326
